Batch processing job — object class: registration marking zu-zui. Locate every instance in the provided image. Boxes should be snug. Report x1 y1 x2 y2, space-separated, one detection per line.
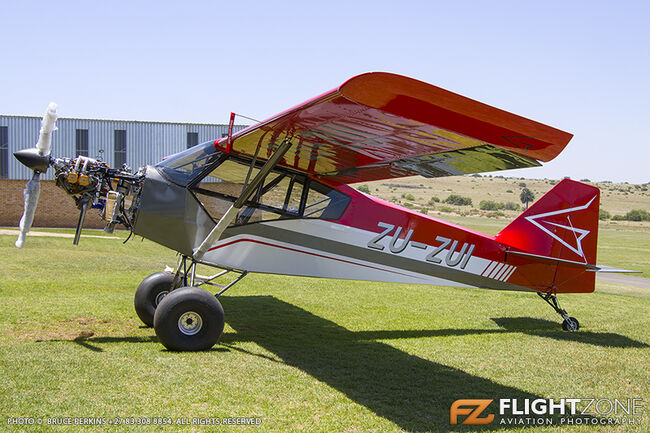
366 222 475 269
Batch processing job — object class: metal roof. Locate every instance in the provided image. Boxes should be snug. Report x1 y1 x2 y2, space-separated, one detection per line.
0 115 247 180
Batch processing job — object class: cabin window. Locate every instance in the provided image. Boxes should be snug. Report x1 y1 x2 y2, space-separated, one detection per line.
190 155 349 225
303 181 349 220
157 141 222 185
234 174 298 224
199 158 261 185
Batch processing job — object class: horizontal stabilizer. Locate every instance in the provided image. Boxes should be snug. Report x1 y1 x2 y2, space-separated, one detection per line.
506 250 598 270
591 265 642 274
506 250 641 274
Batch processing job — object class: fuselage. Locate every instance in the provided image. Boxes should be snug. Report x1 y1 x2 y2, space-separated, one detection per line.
131 142 597 295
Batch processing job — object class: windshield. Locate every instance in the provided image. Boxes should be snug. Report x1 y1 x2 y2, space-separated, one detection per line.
156 141 222 185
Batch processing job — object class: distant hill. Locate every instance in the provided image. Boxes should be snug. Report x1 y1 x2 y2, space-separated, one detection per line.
355 175 650 223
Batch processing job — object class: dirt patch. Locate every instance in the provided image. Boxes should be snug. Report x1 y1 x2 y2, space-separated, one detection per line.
7 317 112 342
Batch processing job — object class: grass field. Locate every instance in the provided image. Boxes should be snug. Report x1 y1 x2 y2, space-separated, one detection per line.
0 224 648 432
1 174 648 432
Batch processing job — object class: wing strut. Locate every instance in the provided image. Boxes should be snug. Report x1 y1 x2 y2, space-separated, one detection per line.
193 138 294 261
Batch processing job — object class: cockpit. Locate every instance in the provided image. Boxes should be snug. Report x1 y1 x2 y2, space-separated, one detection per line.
156 141 350 226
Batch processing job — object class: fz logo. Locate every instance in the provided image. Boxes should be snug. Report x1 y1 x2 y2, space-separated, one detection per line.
450 399 494 425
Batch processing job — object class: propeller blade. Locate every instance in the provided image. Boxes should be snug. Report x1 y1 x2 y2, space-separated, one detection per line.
14 102 58 248
15 172 41 248
36 102 58 157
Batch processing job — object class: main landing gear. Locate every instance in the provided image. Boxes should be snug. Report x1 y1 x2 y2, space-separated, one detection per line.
537 291 580 331
134 255 248 351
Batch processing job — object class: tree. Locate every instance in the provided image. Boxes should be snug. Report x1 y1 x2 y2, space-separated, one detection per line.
520 187 535 209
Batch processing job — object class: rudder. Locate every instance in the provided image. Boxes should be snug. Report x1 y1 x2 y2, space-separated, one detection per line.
496 179 600 265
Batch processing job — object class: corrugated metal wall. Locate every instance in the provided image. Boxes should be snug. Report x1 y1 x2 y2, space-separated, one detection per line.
0 116 246 180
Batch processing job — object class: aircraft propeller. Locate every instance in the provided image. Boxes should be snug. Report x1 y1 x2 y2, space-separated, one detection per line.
13 103 58 248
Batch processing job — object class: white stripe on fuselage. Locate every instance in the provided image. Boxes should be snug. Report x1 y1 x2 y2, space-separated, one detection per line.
202 219 514 287
204 233 471 287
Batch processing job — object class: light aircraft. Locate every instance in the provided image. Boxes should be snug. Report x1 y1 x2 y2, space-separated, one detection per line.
12 72 635 351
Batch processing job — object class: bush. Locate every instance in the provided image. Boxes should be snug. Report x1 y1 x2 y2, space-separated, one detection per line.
504 202 520 211
486 211 505 218
357 184 370 193
444 194 472 206
479 201 520 211
599 209 611 220
611 209 650 221
428 196 440 204
404 193 416 201
625 209 650 221
439 206 453 213
479 200 502 211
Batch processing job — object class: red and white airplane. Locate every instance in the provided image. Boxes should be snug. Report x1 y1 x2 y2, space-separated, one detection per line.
13 72 630 351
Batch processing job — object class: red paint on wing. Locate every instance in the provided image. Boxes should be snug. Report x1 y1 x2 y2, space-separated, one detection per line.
222 72 573 183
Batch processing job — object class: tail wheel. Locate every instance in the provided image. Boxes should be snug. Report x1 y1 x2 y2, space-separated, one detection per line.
153 287 224 351
562 317 580 332
134 272 178 327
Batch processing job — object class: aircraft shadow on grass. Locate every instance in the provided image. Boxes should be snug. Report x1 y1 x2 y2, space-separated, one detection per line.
490 317 649 348
218 296 616 432
49 296 646 432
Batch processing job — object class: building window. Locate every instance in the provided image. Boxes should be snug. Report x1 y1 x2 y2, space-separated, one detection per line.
0 126 7 178
76 129 89 157
187 132 198 149
114 130 127 168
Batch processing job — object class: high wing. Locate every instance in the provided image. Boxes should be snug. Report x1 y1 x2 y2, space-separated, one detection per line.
218 72 573 184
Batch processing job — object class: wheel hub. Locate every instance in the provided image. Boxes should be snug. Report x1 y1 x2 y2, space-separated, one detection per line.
178 311 203 336
155 291 169 306
565 319 578 331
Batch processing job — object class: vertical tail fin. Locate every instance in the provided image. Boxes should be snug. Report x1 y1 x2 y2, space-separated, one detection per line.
496 179 600 264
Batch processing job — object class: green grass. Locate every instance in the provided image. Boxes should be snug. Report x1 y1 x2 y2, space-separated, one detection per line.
0 231 648 432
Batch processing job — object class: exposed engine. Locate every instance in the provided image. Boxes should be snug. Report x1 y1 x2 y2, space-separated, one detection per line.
13 102 144 246
51 155 144 239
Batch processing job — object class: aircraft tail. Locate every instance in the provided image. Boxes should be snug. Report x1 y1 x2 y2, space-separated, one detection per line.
496 179 600 265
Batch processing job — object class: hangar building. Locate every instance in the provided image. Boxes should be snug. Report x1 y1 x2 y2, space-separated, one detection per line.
0 115 246 228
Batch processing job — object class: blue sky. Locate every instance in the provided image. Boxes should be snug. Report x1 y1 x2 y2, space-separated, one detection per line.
1 1 648 183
